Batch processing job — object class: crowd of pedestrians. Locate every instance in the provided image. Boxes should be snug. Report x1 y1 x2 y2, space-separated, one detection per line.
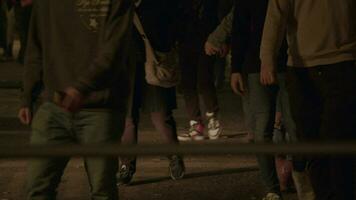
7 0 355 200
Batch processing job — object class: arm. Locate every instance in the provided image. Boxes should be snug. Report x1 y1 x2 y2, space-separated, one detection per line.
206 7 234 49
19 1 42 124
231 1 250 74
229 2 251 96
22 0 42 108
260 0 290 85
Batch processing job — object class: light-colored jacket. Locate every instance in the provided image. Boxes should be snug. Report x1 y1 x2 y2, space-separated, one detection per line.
260 0 356 68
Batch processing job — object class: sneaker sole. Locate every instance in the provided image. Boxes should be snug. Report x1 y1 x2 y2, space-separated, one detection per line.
178 136 192 141
192 135 205 141
208 128 222 140
170 169 185 181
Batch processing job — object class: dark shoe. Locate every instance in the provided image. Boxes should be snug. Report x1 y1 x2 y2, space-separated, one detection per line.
117 164 135 185
169 155 185 180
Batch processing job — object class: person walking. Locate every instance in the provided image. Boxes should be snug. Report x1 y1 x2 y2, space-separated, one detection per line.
260 0 356 199
18 0 134 199
231 0 314 199
117 0 185 185
177 0 222 141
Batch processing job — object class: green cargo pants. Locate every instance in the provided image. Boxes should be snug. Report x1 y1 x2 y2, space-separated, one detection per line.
26 102 124 200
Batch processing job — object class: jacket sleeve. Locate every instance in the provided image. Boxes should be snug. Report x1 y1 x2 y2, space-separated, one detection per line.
74 0 134 95
260 0 291 68
207 7 234 49
231 1 250 74
22 1 42 108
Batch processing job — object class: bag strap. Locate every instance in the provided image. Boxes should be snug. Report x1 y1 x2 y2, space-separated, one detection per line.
133 12 158 63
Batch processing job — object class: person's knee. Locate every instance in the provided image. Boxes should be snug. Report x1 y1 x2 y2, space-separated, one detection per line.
125 118 138 130
253 113 274 143
197 79 214 93
151 112 175 129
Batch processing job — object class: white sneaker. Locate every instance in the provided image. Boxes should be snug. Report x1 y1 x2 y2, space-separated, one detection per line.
206 112 222 140
177 133 192 141
262 193 282 200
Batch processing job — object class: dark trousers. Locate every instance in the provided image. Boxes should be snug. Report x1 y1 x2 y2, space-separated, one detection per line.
14 4 32 64
179 46 219 121
0 3 6 49
286 61 356 200
120 110 178 169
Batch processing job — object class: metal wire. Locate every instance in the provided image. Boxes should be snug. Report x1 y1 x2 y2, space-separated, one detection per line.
1 142 356 158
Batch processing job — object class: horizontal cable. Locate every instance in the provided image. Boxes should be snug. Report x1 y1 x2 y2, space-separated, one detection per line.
1 142 356 158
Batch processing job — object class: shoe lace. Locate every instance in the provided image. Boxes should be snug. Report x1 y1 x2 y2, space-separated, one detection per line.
119 165 133 178
208 118 220 130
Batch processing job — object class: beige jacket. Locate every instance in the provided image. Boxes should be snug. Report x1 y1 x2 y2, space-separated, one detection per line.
260 0 356 68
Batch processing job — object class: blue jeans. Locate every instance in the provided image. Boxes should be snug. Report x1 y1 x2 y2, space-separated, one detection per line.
247 73 297 193
26 102 124 200
273 74 297 144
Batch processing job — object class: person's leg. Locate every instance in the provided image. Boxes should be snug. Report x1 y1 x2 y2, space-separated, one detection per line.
150 111 185 180
214 56 226 90
120 107 140 167
150 111 178 144
26 102 72 200
277 74 297 143
272 91 284 144
0 2 7 52
179 47 201 121
76 110 124 200
197 53 219 115
14 4 32 64
117 111 140 185
197 53 221 139
276 73 315 198
178 47 205 140
273 92 292 192
4 6 15 58
286 67 325 199
241 82 255 142
317 61 356 200
247 73 280 194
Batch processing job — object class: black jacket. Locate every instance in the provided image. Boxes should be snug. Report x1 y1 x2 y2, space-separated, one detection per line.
231 0 287 74
177 0 220 49
134 0 179 53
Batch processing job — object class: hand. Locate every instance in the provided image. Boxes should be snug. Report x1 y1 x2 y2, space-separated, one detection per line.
204 41 220 56
59 87 85 113
260 64 277 85
230 73 246 96
219 44 230 58
18 107 32 125
20 0 32 7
